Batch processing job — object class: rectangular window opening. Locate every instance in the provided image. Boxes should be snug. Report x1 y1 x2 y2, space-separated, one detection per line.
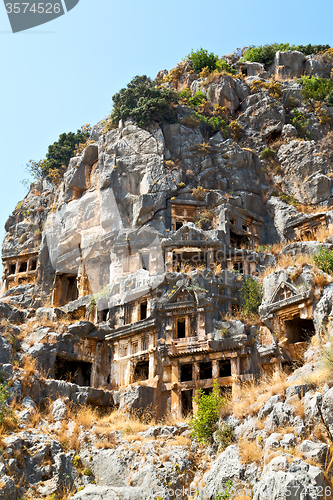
141 253 150 271
140 301 147 320
219 359 232 378
177 319 186 338
199 361 212 380
180 363 193 382
181 390 193 417
19 262 27 273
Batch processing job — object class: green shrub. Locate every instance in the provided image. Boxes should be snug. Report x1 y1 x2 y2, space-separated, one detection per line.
215 59 237 75
187 91 207 108
215 423 234 451
277 191 299 207
243 43 290 66
240 277 263 316
298 76 333 101
82 468 93 476
243 43 331 66
110 75 179 128
189 48 218 72
325 90 333 107
293 44 331 56
189 380 226 444
290 109 310 139
213 481 233 500
260 148 276 160
0 383 12 425
312 247 333 275
26 127 90 182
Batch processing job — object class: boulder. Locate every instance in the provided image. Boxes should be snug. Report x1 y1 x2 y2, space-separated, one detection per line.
253 457 325 500
119 385 155 416
321 387 333 435
51 398 68 421
298 440 328 464
269 51 305 79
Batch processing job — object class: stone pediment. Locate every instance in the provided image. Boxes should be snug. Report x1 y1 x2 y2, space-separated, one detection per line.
162 223 215 246
167 286 195 304
269 281 299 305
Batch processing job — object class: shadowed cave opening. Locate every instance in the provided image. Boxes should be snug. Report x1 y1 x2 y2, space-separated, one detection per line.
134 360 149 381
181 389 193 416
180 363 192 382
284 317 315 344
54 355 92 386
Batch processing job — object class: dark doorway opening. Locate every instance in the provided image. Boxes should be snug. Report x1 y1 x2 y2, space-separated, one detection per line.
140 301 147 320
219 359 232 378
9 264 16 275
56 274 79 307
284 317 315 344
230 231 249 248
199 361 212 380
233 262 244 273
141 253 150 271
181 390 193 416
54 356 92 386
180 363 193 382
30 259 37 271
134 360 149 381
101 309 109 322
19 262 27 273
176 222 183 230
242 68 248 76
177 319 186 338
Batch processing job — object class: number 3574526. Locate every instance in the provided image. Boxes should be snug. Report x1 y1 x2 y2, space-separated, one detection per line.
5 3 61 14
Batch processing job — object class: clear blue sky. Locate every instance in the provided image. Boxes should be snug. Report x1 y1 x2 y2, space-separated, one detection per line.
0 0 332 250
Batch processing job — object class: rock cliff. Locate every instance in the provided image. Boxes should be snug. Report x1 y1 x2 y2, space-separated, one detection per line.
1 46 333 499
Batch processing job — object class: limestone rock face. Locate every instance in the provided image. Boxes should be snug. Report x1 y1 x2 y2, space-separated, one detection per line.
269 50 306 79
192 74 250 114
253 456 325 500
239 92 285 140
277 140 332 204
3 47 333 500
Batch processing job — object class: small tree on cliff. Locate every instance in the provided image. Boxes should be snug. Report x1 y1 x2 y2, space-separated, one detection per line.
189 380 226 444
26 126 90 184
110 75 179 128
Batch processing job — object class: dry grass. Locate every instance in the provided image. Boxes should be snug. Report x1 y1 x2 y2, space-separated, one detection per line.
312 269 332 289
290 399 305 420
167 435 192 447
68 405 99 429
260 253 311 279
238 438 263 464
95 438 117 449
225 373 293 419
302 368 331 389
232 494 252 500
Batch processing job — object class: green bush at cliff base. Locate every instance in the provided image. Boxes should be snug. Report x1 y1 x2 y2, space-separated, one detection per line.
312 247 333 275
110 75 179 128
189 380 226 444
240 277 263 316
